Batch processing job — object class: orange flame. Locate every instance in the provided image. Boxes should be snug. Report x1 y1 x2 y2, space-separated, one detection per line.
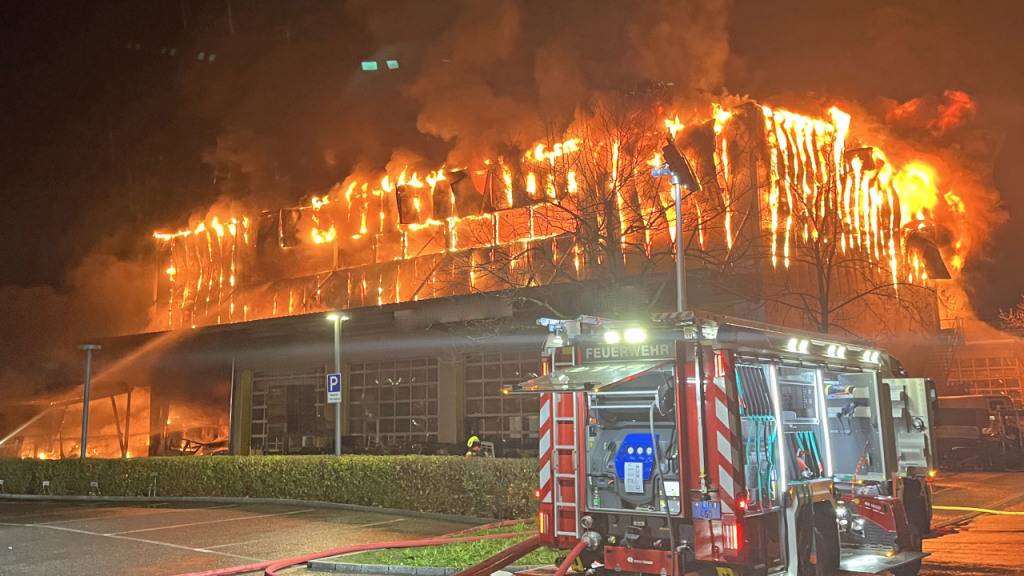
664 115 684 138
151 99 969 330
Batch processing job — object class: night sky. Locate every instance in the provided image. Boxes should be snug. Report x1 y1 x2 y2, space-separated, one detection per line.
1 1 1022 388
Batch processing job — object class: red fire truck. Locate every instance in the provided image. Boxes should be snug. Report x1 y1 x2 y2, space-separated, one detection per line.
508 311 936 576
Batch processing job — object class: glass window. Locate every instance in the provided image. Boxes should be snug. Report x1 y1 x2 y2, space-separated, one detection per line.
250 368 331 454
502 363 523 378
484 363 501 379
347 357 440 444
464 350 542 448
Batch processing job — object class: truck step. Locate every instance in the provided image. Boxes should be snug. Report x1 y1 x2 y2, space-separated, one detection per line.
838 549 928 574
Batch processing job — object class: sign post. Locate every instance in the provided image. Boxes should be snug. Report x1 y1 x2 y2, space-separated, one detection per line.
327 311 349 456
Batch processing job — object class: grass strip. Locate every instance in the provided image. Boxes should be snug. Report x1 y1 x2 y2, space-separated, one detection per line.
336 522 561 568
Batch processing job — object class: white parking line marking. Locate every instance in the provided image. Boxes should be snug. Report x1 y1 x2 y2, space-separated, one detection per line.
106 508 314 536
353 518 406 529
203 539 261 550
18 524 96 536
107 534 263 561
0 522 262 561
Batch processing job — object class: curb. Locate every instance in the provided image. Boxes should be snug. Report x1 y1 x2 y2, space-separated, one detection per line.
307 561 537 575
0 494 494 525
307 561 457 575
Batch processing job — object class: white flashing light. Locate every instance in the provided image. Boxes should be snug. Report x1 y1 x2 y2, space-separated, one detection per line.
826 344 847 359
603 330 621 345
786 337 810 354
623 327 647 344
861 349 881 364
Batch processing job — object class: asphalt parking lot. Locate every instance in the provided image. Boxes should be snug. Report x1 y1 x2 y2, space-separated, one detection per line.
1 471 1022 576
924 470 1024 575
0 500 471 575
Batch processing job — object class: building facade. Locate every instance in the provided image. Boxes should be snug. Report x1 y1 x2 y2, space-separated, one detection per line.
944 319 1024 404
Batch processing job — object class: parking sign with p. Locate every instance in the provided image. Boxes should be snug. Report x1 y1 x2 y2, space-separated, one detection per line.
326 373 342 404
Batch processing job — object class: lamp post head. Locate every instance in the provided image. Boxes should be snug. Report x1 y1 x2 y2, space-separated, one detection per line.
326 312 350 323
78 344 101 351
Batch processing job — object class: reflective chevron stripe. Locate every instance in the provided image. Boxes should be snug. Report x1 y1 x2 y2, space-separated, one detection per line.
538 392 553 504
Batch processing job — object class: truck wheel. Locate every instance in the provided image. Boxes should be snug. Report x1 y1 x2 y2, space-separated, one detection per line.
891 525 923 576
903 480 931 535
797 504 839 576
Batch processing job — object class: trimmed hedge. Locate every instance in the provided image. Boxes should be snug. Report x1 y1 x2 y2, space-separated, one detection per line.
0 456 536 519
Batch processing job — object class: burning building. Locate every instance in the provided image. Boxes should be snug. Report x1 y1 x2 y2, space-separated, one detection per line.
150 101 960 332
3 100 967 457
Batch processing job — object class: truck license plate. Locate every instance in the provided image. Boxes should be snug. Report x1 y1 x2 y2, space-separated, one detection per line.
692 500 722 520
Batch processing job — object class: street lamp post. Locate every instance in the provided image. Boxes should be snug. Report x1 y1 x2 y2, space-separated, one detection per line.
671 179 686 313
78 344 101 460
326 313 350 456
654 138 701 314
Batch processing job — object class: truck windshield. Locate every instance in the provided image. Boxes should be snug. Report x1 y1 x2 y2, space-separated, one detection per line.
938 408 988 428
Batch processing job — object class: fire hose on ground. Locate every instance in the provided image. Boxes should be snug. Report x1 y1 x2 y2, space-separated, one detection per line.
176 519 531 576
452 534 544 576
932 505 1024 516
553 539 588 576
451 535 585 576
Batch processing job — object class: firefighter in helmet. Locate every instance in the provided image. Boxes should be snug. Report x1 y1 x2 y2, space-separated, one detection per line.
465 435 484 458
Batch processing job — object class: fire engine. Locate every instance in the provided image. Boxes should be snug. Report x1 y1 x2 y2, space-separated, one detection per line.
506 311 936 576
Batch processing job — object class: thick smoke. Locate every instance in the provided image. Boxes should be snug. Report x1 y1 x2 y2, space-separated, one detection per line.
0 240 153 406
164 0 736 262
177 0 1019 320
380 0 731 164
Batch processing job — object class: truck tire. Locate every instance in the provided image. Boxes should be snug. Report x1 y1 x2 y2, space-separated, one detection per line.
891 524 923 576
797 503 839 576
903 479 932 535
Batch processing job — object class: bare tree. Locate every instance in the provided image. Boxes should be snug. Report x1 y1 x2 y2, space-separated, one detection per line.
440 99 942 339
737 126 940 337
447 96 696 317
1000 295 1024 330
